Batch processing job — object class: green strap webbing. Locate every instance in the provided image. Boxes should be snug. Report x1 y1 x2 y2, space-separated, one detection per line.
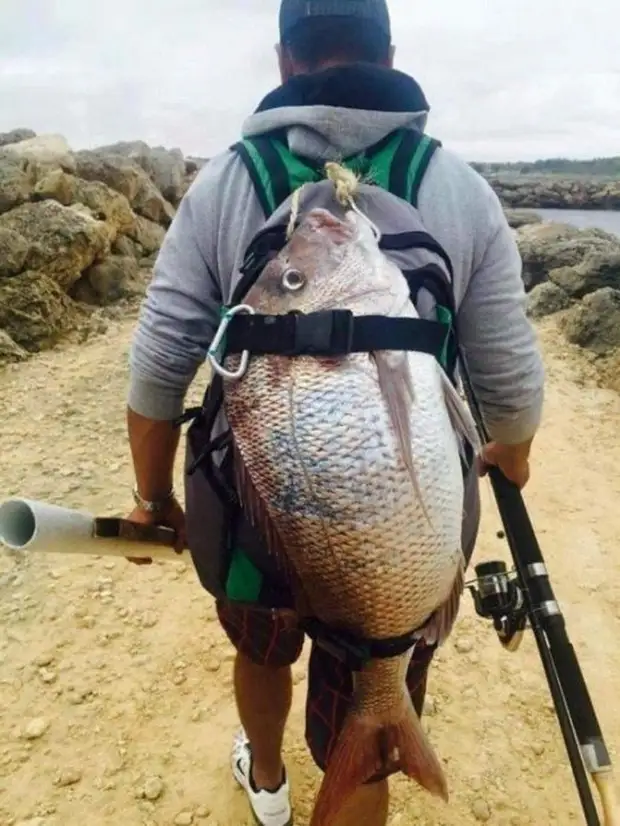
232 128 441 218
407 134 440 207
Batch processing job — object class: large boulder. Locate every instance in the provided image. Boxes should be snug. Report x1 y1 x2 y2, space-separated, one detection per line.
128 214 166 255
74 150 175 226
70 255 141 306
548 252 620 298
33 169 136 237
516 222 620 291
32 167 76 205
559 288 620 354
526 281 574 319
0 227 31 278
94 140 187 205
0 152 38 215
0 200 111 290
112 233 143 258
1 133 76 173
0 271 85 351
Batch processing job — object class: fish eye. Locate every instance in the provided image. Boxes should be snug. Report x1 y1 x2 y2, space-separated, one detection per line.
281 268 306 292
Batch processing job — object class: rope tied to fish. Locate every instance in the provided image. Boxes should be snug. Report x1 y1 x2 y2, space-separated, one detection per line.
208 162 381 381
286 161 382 241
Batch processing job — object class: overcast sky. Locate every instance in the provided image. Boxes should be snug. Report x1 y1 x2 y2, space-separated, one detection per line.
0 0 618 162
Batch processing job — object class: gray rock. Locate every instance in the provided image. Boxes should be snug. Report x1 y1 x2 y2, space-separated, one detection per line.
504 208 542 229
527 281 574 319
33 167 77 206
1 133 76 174
548 252 620 298
94 140 187 205
71 255 140 306
185 156 208 175
0 271 85 350
0 330 29 364
128 215 165 254
516 222 620 291
0 200 111 290
0 227 30 277
74 149 175 226
0 151 38 215
560 287 620 354
112 233 143 258
0 127 37 147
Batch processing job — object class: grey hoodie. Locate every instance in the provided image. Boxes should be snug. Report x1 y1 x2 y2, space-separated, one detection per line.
128 86 544 446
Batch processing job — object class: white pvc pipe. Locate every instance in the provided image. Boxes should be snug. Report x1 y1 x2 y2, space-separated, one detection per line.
0 498 185 561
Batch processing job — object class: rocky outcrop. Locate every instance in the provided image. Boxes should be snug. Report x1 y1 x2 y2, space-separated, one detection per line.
504 208 542 229
0 200 111 289
486 174 620 210
559 288 620 354
92 140 188 206
0 129 202 363
517 222 620 291
517 222 620 355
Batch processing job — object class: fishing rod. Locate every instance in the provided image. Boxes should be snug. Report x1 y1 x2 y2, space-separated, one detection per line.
460 359 619 826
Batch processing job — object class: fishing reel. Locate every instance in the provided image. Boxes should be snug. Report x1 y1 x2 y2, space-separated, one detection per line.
468 560 528 652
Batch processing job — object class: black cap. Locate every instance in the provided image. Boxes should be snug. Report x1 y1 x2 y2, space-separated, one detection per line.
279 0 391 42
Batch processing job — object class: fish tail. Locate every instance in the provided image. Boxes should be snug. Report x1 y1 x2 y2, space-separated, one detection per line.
309 695 448 826
440 369 481 458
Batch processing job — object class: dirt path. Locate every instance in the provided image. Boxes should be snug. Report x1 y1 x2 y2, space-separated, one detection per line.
1 314 619 826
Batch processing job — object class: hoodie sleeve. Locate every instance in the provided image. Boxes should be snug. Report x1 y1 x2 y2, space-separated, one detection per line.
126 158 226 422
457 180 545 445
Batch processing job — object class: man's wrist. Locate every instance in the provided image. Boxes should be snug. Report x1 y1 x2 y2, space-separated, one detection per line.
132 485 176 514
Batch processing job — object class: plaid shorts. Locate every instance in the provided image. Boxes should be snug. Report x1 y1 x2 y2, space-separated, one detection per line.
216 598 436 776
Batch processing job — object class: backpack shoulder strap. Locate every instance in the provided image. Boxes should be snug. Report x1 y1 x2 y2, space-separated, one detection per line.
231 128 441 218
231 134 322 218
359 129 441 207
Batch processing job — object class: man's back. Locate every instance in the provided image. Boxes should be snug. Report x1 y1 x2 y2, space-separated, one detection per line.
129 63 543 448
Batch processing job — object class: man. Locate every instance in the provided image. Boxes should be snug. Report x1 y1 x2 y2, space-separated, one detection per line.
125 2 545 824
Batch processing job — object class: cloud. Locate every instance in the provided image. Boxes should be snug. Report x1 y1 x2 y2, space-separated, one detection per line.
0 0 618 161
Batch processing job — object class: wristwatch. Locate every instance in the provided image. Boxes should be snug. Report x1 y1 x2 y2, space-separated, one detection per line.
132 485 175 514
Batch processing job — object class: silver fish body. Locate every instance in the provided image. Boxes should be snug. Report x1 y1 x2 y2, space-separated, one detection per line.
222 207 479 824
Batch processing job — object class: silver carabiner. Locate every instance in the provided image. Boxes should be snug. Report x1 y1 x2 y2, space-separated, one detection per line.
207 304 256 381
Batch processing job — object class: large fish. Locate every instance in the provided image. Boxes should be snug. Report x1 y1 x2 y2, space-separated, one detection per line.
222 207 480 825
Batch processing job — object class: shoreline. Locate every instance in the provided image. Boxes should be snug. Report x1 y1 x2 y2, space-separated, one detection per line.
483 175 620 211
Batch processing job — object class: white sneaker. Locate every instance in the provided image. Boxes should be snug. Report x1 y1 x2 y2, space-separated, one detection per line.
231 729 293 826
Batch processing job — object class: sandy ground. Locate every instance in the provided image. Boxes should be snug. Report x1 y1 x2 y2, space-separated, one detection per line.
0 314 619 826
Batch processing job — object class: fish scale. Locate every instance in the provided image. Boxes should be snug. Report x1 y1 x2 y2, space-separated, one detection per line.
226 351 464 633
222 207 480 825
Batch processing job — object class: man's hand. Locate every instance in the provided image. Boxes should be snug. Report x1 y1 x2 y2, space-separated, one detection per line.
478 438 533 490
125 496 187 566
126 407 185 565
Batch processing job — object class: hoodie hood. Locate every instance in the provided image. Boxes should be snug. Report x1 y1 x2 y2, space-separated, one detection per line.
242 64 430 162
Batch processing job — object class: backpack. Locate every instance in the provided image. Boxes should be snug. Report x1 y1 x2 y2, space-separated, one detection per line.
178 127 470 632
